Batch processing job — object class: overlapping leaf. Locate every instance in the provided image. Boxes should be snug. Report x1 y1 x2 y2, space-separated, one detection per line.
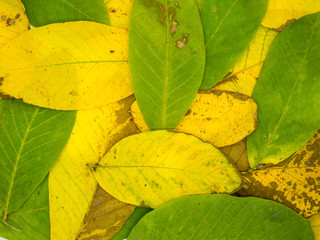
247 12 320 167
129 0 205 129
240 130 320 217
310 213 320 240
93 130 241 208
197 0 268 89
127 194 314 239
0 99 75 222
0 21 132 110
131 91 257 147
105 0 133 29
21 0 110 27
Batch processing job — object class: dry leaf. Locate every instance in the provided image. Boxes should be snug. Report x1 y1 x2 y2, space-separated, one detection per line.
238 130 320 217
105 0 134 29
131 90 257 147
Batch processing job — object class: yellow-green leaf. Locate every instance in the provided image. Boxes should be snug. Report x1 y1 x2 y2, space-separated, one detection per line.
131 91 257 147
77 185 135 240
262 0 320 30
49 96 138 240
239 130 320 217
0 21 132 110
105 0 133 29
213 26 278 96
93 130 241 208
0 0 30 48
310 213 320 240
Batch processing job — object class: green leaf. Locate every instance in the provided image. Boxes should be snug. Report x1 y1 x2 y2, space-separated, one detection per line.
0 177 49 240
21 0 110 27
0 99 75 220
127 194 315 240
198 0 268 89
247 12 320 168
129 0 205 129
112 207 152 240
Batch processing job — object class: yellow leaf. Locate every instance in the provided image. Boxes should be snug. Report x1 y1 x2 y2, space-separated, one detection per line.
131 91 257 147
50 96 138 240
213 26 278 96
262 0 320 30
0 21 132 110
105 0 134 29
77 185 135 240
93 130 241 208
239 130 320 217
0 0 30 48
310 213 320 240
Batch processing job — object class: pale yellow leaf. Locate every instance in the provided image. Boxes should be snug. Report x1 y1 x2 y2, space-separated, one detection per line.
93 130 242 208
213 26 278 96
50 96 138 240
239 130 320 217
0 0 29 48
105 0 134 29
310 213 320 240
131 91 257 147
262 0 320 30
0 21 132 110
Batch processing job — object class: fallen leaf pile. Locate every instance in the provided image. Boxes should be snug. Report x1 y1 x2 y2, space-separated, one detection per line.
0 0 319 239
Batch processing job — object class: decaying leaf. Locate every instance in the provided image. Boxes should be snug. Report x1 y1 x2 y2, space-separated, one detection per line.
0 21 132 110
77 185 135 240
131 91 257 147
239 130 320 217
49 96 139 240
105 0 134 29
310 213 320 240
0 0 30 48
213 26 278 96
262 0 320 30
93 130 241 208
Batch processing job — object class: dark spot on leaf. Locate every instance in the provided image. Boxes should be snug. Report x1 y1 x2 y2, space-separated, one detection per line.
15 14 20 19
111 9 116 13
110 50 115 53
6 18 15 26
1 15 6 21
0 77 4 86
185 109 192 116
306 177 315 185
69 91 79 96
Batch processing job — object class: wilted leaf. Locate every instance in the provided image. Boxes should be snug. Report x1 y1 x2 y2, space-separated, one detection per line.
247 12 320 167
310 213 320 240
49 96 139 240
21 0 110 27
129 0 205 129
0 99 75 222
0 177 49 240
112 207 152 240
197 0 268 89
93 130 241 208
0 21 132 110
105 0 133 29
262 0 320 30
131 91 257 147
213 26 278 96
0 0 30 48
239 130 320 217
76 185 135 240
127 194 314 240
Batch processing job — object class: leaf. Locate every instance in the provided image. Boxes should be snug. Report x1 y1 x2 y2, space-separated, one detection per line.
247 12 320 167
131 91 257 147
0 177 49 240
0 0 30 48
239 130 320 217
213 26 278 96
76 185 136 240
127 194 314 239
93 130 241 208
0 21 132 110
0 99 75 222
262 0 320 30
21 0 110 27
310 213 320 240
49 96 140 240
129 0 205 129
104 0 134 29
197 0 268 89
112 207 152 240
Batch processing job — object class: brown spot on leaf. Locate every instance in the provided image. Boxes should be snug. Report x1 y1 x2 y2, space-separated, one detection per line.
1 15 6 21
69 91 79 96
6 18 15 26
175 2 181 8
158 4 165 12
0 77 4 86
15 14 20 19
213 7 217 13
170 20 178 35
185 109 192 116
274 18 296 31
175 33 189 49
168 7 176 21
